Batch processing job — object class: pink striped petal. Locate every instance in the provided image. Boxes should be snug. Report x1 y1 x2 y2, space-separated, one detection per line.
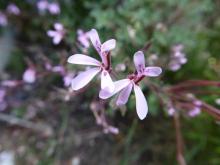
99 79 131 99
89 29 101 53
67 54 101 66
101 70 114 93
101 39 116 52
133 51 145 73
71 67 100 90
144 67 162 77
116 83 133 106
134 85 148 120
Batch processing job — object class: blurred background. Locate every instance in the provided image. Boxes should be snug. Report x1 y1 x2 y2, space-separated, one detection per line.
0 0 220 164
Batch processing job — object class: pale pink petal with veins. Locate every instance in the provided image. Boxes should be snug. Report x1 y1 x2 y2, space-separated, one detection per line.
89 29 101 53
71 67 100 90
101 39 116 52
133 51 145 73
116 83 132 106
67 54 101 66
101 70 115 93
144 67 162 77
134 85 148 120
99 79 131 99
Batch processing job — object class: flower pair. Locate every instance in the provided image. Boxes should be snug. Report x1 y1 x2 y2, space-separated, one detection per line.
68 29 162 120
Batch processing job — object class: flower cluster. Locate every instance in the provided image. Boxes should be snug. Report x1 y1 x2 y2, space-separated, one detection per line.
68 29 162 120
37 0 60 15
168 44 187 71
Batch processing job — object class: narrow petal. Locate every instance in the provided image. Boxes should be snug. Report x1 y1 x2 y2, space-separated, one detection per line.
53 35 62 45
89 29 101 53
54 23 63 31
71 67 100 90
133 51 145 73
116 83 133 106
67 54 101 66
134 85 148 120
144 67 162 77
47 30 56 37
99 79 131 99
101 70 114 93
101 39 116 52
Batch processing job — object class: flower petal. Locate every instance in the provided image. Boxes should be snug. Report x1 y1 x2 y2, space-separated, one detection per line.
53 35 62 45
67 54 101 66
101 70 114 93
89 29 101 53
133 51 145 73
99 79 131 99
116 83 133 106
144 67 162 77
134 85 148 120
47 30 56 37
71 67 100 90
54 23 63 31
101 39 116 52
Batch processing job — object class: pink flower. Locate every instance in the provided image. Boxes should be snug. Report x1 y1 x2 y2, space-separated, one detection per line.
47 23 65 45
99 51 162 120
67 29 116 92
77 29 90 48
23 68 36 83
47 2 60 15
188 100 202 117
37 0 48 12
0 12 7 26
7 3 20 15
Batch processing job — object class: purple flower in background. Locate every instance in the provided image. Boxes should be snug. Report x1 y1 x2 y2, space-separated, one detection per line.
115 63 126 72
37 0 48 12
7 3 20 15
63 72 75 87
167 101 175 116
51 65 65 75
48 2 60 15
99 51 162 120
0 12 7 27
77 29 91 48
68 29 116 92
168 44 187 71
47 23 65 45
188 100 202 117
23 68 36 83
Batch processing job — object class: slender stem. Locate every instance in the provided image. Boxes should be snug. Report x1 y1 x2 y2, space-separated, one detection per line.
0 113 53 137
168 80 220 92
173 113 187 165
